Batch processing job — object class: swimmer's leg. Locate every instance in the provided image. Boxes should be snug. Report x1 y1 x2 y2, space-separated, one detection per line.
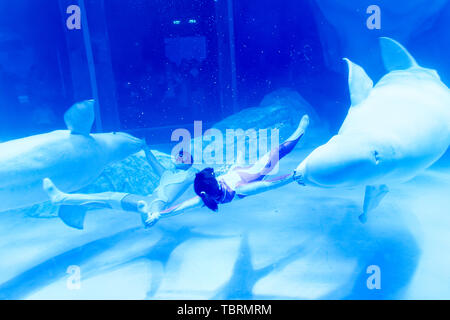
43 178 127 210
237 115 309 181
285 114 310 149
277 114 310 160
43 178 149 229
236 149 246 166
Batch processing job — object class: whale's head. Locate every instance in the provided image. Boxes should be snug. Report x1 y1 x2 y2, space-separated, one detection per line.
294 135 387 188
97 132 144 163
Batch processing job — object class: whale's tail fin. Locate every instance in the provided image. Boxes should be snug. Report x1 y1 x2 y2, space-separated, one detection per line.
43 178 87 230
58 205 87 230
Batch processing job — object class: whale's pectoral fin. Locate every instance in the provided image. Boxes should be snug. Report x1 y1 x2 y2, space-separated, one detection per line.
58 205 88 230
379 37 418 72
359 184 389 223
343 58 373 106
64 99 95 135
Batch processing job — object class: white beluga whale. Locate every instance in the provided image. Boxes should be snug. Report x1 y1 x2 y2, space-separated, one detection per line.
0 100 144 214
294 37 450 222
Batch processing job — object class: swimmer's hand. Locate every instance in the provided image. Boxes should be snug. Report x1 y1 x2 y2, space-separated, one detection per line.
137 200 161 228
144 212 161 228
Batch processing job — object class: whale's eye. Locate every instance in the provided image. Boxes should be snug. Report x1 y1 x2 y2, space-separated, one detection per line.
373 150 380 164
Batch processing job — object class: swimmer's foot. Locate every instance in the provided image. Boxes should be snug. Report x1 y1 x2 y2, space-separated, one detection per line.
43 178 66 204
286 114 310 143
299 114 310 132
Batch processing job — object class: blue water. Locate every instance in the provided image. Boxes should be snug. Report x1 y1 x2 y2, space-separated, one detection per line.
0 0 449 299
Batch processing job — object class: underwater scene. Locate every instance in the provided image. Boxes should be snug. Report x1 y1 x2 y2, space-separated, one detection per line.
0 0 449 300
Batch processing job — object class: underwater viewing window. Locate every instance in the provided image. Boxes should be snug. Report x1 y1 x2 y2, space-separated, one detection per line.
0 1 77 140
0 0 345 143
102 0 224 134
0 0 347 143
0 0 232 143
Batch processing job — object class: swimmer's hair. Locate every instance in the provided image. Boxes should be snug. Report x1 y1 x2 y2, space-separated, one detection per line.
194 168 220 212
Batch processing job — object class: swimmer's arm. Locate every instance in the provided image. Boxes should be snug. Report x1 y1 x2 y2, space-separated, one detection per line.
158 196 204 219
234 173 294 197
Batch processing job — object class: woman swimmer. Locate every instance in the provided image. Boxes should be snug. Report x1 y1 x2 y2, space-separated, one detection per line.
43 144 197 229
140 114 309 227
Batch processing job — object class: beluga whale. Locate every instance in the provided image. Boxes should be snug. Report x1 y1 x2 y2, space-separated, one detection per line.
0 100 144 214
293 37 450 222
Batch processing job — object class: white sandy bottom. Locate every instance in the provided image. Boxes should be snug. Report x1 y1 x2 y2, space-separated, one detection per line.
0 147 449 300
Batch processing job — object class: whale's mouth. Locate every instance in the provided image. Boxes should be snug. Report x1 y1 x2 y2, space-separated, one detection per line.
293 170 306 186
293 160 307 186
